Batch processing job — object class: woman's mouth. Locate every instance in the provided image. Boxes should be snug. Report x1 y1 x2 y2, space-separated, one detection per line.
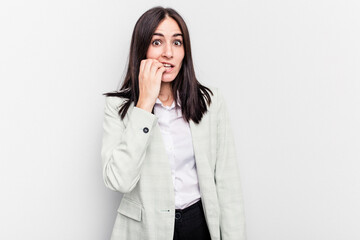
162 63 174 73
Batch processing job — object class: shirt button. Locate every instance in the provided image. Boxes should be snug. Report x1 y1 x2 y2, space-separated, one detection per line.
143 127 149 133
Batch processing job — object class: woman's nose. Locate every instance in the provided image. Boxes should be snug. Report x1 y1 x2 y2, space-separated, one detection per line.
162 43 173 58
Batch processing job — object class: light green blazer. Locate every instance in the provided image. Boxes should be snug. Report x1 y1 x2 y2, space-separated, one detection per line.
101 87 246 240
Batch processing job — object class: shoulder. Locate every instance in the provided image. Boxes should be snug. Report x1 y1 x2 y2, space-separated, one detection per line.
104 95 128 110
103 96 133 120
203 85 226 112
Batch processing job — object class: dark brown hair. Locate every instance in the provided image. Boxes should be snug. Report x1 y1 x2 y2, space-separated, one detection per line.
103 6 213 124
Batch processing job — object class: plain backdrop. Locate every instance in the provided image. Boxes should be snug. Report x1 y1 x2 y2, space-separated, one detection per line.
1 0 359 239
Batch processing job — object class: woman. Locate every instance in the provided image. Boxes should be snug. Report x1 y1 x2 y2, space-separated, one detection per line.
101 6 246 240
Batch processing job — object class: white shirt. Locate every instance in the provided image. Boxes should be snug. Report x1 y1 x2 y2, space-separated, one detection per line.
154 97 201 209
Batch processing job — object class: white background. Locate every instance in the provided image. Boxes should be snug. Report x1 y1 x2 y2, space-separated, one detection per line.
1 0 359 239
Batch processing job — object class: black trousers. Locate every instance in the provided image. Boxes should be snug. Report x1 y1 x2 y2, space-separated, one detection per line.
173 199 212 240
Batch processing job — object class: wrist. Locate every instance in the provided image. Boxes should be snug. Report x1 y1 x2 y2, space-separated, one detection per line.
136 99 154 113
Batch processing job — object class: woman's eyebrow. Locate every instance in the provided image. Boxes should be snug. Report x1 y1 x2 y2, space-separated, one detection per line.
153 33 183 37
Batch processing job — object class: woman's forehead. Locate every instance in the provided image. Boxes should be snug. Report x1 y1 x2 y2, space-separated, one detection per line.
155 17 182 35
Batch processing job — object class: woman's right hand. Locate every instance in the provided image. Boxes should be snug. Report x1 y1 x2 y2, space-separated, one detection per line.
136 59 166 112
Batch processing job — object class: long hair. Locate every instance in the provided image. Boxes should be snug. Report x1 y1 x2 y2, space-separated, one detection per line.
103 6 213 124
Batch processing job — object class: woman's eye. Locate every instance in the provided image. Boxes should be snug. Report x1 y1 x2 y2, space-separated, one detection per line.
174 40 182 46
152 40 161 46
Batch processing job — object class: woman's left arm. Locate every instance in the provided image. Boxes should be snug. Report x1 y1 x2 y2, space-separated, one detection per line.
215 88 246 240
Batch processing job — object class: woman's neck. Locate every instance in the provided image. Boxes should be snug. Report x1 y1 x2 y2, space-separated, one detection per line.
158 82 173 106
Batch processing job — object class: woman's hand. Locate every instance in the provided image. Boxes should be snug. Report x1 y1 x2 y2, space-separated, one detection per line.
136 59 166 112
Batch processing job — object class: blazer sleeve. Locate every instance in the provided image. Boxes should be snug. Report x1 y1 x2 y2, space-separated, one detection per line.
215 89 247 240
101 96 158 193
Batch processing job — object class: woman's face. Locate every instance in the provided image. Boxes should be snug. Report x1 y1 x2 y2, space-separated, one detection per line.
146 17 185 82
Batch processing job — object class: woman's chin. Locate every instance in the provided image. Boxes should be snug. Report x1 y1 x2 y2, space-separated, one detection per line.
161 69 180 82
161 77 176 82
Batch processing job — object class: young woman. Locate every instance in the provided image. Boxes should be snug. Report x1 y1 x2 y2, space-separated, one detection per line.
101 6 246 240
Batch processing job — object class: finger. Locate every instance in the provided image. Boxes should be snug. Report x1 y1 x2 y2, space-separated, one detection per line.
147 58 163 68
139 60 146 80
143 59 156 80
150 59 161 64
149 59 163 69
150 61 165 78
155 66 166 81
